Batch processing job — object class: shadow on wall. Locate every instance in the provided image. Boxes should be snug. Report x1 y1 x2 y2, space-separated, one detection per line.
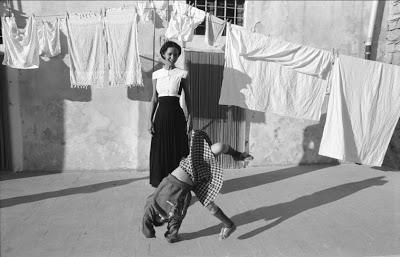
186 52 250 122
127 58 162 102
380 118 400 171
0 55 12 171
14 13 92 172
300 113 339 165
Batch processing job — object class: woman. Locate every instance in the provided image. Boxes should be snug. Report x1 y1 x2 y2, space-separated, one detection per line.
149 41 192 187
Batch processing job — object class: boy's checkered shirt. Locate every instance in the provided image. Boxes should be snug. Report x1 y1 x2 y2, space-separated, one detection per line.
179 130 223 207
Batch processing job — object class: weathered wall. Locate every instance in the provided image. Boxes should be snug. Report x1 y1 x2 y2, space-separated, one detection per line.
1 1 166 171
243 1 397 167
1 1 397 171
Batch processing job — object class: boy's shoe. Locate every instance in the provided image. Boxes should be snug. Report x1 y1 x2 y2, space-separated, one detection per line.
218 224 237 240
232 152 254 162
164 232 181 243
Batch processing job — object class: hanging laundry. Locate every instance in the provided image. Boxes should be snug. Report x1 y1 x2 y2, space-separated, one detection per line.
219 24 329 121
153 0 169 21
1 15 40 69
238 28 332 79
136 1 154 23
38 19 61 58
104 8 143 87
66 12 107 88
319 55 400 166
204 13 226 46
165 1 205 42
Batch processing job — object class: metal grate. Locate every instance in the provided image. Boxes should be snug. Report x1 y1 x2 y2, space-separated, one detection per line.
187 0 245 35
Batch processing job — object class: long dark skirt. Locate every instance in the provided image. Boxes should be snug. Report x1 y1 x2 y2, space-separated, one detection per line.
150 96 189 187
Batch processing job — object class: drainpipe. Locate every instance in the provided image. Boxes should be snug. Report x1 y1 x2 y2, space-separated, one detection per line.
365 0 379 60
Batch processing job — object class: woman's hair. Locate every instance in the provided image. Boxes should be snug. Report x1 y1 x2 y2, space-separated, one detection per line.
160 41 182 59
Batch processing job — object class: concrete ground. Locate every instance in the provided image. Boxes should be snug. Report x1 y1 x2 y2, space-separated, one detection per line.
1 164 399 257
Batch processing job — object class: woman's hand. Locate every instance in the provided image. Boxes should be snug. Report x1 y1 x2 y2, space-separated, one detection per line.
186 116 193 133
149 121 155 135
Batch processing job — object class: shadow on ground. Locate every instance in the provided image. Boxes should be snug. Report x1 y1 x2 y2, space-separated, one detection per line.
0 176 148 208
180 176 387 241
220 164 338 195
0 171 63 181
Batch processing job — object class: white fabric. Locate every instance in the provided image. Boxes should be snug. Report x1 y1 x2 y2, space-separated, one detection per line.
204 13 226 46
136 1 153 22
219 24 329 121
104 8 143 87
238 28 332 79
319 54 400 166
66 12 107 88
38 19 61 58
165 1 205 42
1 15 39 69
152 67 188 97
153 1 169 21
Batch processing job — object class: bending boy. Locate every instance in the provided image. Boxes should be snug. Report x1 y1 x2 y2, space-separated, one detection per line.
142 130 253 243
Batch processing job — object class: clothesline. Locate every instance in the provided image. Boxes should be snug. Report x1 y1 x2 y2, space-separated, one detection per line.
3 6 230 25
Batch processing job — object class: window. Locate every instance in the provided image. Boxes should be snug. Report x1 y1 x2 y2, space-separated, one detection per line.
187 0 245 35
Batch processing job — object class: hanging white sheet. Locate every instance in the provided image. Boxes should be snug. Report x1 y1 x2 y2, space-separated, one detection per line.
38 18 61 58
219 24 330 121
319 54 400 166
1 15 40 69
66 12 107 88
165 1 205 42
104 8 143 87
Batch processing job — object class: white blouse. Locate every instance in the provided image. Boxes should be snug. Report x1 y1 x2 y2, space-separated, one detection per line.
152 67 188 97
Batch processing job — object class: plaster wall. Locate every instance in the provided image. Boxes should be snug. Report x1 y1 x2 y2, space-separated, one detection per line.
1 1 166 171
1 1 397 171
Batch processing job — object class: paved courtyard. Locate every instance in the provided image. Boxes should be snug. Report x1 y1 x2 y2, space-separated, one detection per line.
1 164 399 257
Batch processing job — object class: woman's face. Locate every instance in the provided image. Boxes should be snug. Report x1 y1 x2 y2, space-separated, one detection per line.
163 47 180 64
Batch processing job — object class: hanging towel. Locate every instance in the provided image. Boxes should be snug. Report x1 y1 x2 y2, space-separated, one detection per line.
204 13 226 46
38 19 61 58
66 12 107 88
219 24 329 121
319 55 400 166
136 1 154 23
104 8 143 87
1 15 39 69
165 1 205 42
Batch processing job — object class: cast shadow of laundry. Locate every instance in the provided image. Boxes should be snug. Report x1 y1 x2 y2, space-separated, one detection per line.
0 176 148 208
180 176 387 241
300 113 339 165
7 13 91 174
